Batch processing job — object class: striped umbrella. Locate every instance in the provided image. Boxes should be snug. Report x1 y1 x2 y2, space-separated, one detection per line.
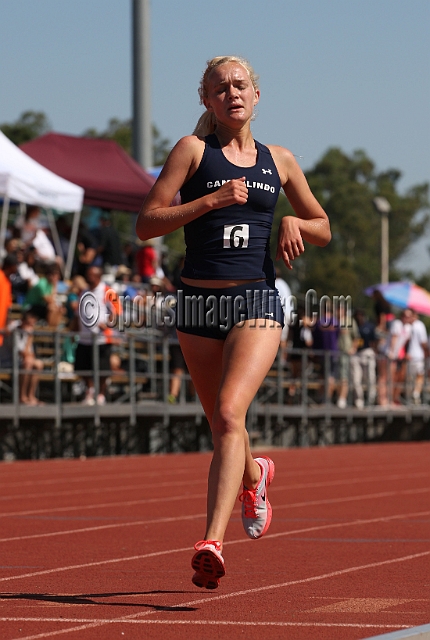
364 281 430 316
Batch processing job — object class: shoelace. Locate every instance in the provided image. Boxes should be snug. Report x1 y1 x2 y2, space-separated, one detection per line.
239 487 258 518
194 540 222 552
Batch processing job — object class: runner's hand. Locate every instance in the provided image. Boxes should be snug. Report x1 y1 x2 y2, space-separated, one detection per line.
276 216 305 269
209 177 248 209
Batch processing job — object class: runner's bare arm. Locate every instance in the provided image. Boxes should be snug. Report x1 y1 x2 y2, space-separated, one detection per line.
269 145 331 269
136 136 249 240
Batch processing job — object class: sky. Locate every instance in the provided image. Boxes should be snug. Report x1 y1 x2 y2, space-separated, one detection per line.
1 0 429 272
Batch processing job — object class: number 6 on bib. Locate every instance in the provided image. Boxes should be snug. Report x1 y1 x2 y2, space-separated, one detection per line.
223 224 249 249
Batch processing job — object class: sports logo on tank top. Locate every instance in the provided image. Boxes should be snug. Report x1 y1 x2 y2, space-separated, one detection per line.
223 224 249 248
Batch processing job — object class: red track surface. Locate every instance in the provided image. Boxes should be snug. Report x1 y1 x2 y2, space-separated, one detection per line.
1 442 430 640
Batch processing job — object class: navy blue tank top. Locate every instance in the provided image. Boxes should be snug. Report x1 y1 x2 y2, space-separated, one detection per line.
180 134 281 282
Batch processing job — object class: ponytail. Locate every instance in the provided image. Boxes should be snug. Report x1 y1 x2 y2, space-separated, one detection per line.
193 111 217 137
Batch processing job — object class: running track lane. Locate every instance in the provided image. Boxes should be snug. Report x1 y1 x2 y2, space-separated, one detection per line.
1 442 429 639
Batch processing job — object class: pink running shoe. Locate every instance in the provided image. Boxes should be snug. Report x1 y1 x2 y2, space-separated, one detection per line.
239 456 275 539
191 540 225 590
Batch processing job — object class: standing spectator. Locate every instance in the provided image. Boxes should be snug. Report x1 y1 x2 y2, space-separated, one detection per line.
406 310 428 404
387 309 413 405
55 217 71 265
352 309 377 408
14 205 41 247
373 289 395 334
0 254 18 346
74 222 99 277
336 307 360 408
122 241 137 272
312 309 340 404
288 304 313 399
74 266 112 405
97 211 123 271
135 239 158 284
32 224 57 264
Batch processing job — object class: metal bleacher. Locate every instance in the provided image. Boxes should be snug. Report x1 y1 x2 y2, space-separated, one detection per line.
0 326 429 460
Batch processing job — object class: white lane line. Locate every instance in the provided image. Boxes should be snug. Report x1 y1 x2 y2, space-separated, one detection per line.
0 512 207 543
0 616 410 628
2 459 424 490
2 481 430 522
6 550 429 640
0 491 207 519
2 469 194 492
2 486 430 545
3 470 429 504
0 478 203 503
1 508 430 583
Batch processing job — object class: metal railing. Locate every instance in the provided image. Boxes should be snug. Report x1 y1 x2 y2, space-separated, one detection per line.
1 327 429 412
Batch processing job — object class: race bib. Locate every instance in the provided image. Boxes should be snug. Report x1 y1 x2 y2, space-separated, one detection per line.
223 224 249 248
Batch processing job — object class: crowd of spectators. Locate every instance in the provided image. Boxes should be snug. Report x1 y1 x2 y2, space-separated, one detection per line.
0 205 429 408
0 205 186 405
289 302 429 408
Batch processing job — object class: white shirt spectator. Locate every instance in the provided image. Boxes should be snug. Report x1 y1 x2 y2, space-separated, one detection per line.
32 229 56 262
408 318 427 360
18 261 39 287
389 318 411 359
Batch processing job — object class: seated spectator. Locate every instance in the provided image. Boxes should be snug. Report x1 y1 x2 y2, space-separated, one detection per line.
8 246 29 304
17 246 40 290
0 254 18 347
24 264 64 327
115 265 132 290
65 275 88 331
1 309 44 405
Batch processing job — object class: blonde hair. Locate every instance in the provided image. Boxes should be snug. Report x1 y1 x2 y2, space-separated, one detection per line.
193 56 259 137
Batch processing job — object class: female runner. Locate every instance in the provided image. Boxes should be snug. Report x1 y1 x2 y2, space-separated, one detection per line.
136 55 331 589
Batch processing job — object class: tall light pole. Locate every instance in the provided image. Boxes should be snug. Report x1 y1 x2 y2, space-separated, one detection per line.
132 0 152 170
373 196 391 284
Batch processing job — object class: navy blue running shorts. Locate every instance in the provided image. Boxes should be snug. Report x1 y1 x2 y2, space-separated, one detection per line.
176 280 284 340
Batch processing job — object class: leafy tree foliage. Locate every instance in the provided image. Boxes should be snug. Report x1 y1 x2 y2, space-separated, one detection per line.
1 112 171 167
0 111 51 145
272 148 429 309
83 118 171 166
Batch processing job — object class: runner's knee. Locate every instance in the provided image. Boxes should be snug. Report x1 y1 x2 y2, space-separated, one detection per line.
212 402 244 438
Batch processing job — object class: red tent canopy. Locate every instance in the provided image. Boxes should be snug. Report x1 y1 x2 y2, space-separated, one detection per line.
21 132 156 212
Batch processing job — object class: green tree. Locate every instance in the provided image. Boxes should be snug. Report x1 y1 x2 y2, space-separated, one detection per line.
83 118 171 166
0 111 51 145
271 148 429 309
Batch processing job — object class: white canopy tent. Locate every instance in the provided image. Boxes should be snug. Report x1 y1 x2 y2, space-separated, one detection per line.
0 131 84 279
